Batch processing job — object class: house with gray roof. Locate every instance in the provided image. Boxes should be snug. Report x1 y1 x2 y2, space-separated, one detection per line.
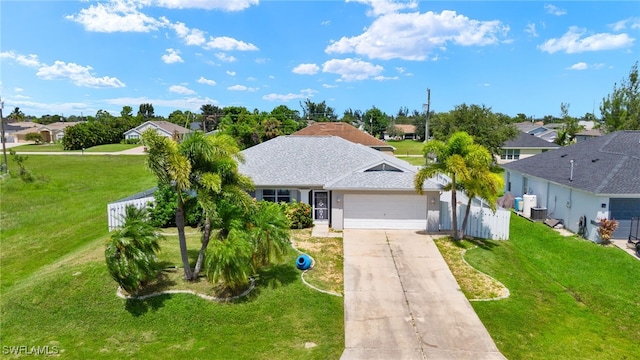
238 136 442 231
502 130 640 241
124 121 191 141
498 131 560 164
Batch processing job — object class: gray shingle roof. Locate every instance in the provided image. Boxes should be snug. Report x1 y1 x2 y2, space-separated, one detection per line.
503 132 560 149
502 131 640 195
238 136 440 191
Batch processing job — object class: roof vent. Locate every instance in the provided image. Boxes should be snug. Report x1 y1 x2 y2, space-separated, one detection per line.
560 154 567 158
591 158 599 163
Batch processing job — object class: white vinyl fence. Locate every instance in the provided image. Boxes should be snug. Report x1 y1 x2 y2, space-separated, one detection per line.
439 200 511 240
107 188 156 231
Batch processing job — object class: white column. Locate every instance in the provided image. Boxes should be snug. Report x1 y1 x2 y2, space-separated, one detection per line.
299 189 311 205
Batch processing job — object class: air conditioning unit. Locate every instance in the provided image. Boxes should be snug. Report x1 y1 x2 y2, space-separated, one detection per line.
531 207 547 221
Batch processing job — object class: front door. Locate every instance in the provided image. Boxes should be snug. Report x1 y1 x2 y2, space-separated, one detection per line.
313 191 329 222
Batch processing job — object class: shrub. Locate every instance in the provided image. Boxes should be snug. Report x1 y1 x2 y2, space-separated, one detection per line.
105 205 162 293
205 229 253 291
147 185 202 228
9 150 34 182
282 201 313 229
122 138 140 145
25 132 43 144
597 218 619 245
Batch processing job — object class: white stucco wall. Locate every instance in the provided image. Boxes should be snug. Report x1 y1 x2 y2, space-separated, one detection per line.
505 171 609 242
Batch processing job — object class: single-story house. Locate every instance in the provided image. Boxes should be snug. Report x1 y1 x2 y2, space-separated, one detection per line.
575 128 604 142
124 121 191 141
514 121 557 143
238 135 441 231
385 124 418 140
12 122 81 143
502 130 640 241
292 122 396 154
497 132 560 164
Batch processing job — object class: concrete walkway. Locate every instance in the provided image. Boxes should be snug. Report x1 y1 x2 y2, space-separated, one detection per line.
341 229 505 360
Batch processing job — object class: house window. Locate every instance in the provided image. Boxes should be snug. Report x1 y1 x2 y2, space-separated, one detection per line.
262 189 290 203
500 149 520 160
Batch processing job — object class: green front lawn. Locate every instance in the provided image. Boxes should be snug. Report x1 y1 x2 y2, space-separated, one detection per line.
0 155 344 359
9 143 139 153
387 139 424 156
438 215 640 359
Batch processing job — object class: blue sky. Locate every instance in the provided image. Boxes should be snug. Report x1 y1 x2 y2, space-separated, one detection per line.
1 0 638 119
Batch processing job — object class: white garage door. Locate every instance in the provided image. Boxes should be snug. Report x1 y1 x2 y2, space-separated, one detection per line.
343 194 427 229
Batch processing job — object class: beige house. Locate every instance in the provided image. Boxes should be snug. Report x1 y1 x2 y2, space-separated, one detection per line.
12 122 80 143
124 121 191 141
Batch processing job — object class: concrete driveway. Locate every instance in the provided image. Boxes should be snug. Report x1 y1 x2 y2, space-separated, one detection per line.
341 229 506 360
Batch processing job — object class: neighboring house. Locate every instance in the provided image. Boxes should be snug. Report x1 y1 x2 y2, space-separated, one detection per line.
13 122 81 143
124 121 191 141
514 121 557 143
502 130 640 241
292 122 396 154
2 122 36 143
385 124 418 140
575 128 604 142
238 136 442 231
498 132 560 164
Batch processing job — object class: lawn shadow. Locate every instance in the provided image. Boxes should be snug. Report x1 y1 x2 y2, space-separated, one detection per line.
242 263 299 302
124 266 178 317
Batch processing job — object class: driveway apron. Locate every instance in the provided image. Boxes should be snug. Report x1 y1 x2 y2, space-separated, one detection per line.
341 229 506 360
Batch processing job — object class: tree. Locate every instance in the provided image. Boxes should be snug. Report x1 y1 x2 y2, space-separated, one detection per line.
120 106 133 119
341 108 363 126
457 163 503 236
363 106 389 138
247 201 290 270
138 103 155 120
8 107 25 122
200 104 224 132
105 205 162 293
386 124 405 139
554 102 582 146
414 132 496 240
429 104 518 159
600 62 640 132
300 99 337 122
141 129 193 280
179 131 254 279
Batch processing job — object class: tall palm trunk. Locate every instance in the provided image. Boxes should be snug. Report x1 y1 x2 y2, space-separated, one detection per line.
192 216 212 279
451 174 460 240
460 197 473 240
176 195 193 280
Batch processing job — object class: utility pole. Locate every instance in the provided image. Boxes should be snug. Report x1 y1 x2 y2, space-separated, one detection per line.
423 88 431 143
0 97 7 174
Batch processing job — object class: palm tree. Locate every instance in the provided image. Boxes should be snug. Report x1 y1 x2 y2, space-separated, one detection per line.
105 205 162 293
458 166 504 238
247 201 290 270
414 132 495 240
141 129 193 280
179 131 254 279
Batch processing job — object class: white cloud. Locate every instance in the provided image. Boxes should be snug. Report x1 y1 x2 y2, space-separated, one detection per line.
347 0 418 17
255 58 268 64
568 62 605 70
325 10 509 60
609 17 640 31
322 58 384 81
321 20 331 26
263 93 308 102
169 85 196 94
544 4 567 16
14 87 24 93
226 70 236 76
162 48 184 64
36 61 125 88
227 84 258 91
568 62 588 70
292 63 320 75
197 76 216 86
1 51 41 67
66 0 162 33
14 94 31 99
215 52 237 62
539 26 635 54
155 0 259 11
322 84 338 88
172 22 206 46
246 76 257 81
205 36 258 51
525 23 538 37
